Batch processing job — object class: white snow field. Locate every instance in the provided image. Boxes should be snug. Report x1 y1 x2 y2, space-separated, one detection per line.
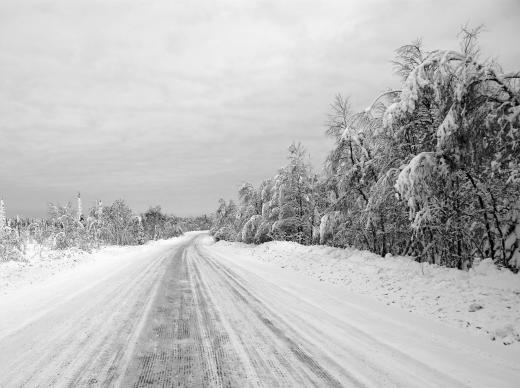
0 232 519 387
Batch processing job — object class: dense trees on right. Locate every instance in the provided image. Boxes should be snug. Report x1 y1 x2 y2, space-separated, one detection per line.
211 30 520 271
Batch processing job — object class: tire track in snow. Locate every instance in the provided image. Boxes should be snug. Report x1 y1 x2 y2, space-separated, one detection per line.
121 239 244 387
122 234 355 387
196 241 470 388
192 243 355 387
0 248 170 387
4 233 509 387
0 239 183 387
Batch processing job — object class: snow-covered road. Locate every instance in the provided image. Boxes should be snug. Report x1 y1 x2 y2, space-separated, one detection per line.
0 232 519 387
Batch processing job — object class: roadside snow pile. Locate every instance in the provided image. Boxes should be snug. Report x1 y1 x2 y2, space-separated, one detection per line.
212 240 520 346
0 239 178 296
0 245 91 295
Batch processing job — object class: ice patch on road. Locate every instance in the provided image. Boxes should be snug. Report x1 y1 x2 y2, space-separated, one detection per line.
211 240 520 346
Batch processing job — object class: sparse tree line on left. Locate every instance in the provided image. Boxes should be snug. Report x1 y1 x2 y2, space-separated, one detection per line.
0 194 211 261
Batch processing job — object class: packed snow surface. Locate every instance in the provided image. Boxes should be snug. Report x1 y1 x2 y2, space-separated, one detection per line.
1 232 519 386
212 240 520 346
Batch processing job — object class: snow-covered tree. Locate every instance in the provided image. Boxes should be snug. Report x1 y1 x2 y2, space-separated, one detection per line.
48 202 86 249
209 29 519 271
388 29 520 268
323 89 405 254
96 200 103 219
77 192 83 222
211 199 239 241
236 182 262 242
270 143 315 244
102 199 135 245
241 214 263 243
0 198 6 226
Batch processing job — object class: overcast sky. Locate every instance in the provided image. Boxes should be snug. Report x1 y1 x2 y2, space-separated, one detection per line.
1 0 519 217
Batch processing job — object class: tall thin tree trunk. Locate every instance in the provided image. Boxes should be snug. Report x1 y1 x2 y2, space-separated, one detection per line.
466 172 495 260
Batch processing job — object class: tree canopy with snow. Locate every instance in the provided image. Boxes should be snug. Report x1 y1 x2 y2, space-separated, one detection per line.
211 29 520 271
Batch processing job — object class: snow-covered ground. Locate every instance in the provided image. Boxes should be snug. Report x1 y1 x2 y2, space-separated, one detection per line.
211 240 520 346
1 232 519 386
1 245 89 296
0 234 193 386
0 240 179 297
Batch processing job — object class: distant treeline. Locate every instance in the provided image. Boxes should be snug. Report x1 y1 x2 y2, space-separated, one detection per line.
0 195 211 261
210 29 520 271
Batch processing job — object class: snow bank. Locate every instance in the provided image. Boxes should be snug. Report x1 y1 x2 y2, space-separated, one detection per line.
0 238 181 296
212 240 520 346
1 245 88 295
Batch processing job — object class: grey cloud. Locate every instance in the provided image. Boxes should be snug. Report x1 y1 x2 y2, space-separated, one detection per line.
1 0 518 217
